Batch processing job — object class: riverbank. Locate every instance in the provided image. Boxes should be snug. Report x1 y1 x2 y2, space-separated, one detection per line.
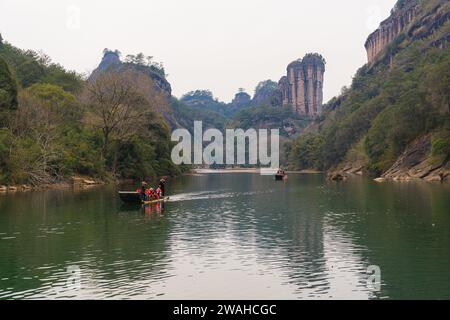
0 176 105 195
0 173 178 195
191 168 323 174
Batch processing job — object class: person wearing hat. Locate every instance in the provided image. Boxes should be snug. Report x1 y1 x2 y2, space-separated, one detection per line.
158 179 166 197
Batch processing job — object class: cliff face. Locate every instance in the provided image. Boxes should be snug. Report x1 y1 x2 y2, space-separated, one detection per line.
365 1 419 63
279 53 325 117
288 0 450 181
408 1 450 45
365 0 450 63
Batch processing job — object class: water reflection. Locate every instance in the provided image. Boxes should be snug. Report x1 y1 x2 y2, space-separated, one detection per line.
0 174 449 299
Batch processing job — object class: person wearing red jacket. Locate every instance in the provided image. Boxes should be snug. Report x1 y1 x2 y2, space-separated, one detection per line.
146 188 159 200
156 186 163 198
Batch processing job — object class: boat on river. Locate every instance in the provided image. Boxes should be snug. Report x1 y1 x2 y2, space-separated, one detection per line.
118 191 141 203
118 191 169 205
275 169 287 181
142 197 169 205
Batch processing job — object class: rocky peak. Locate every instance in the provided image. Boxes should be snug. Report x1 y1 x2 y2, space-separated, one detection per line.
279 53 325 117
98 49 121 70
89 49 172 96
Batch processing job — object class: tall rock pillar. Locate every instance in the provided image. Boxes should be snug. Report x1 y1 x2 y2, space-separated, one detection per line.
280 53 325 117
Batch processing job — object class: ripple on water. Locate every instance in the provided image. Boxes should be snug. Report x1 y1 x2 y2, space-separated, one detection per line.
1 174 450 299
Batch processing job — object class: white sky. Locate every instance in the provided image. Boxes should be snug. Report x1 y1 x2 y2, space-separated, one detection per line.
0 0 397 103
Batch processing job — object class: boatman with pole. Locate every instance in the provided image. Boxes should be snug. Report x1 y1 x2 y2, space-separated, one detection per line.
158 179 166 197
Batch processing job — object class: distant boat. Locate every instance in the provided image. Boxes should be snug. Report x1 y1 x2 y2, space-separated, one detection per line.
275 172 287 181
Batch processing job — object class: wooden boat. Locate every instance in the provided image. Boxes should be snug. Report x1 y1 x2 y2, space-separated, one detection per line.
118 191 142 203
275 173 287 181
118 191 169 205
142 197 170 205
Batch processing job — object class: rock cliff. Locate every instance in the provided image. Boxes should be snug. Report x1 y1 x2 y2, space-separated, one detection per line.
381 135 449 182
279 53 325 117
365 0 450 63
365 0 419 63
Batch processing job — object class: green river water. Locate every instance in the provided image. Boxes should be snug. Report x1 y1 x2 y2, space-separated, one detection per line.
0 173 449 299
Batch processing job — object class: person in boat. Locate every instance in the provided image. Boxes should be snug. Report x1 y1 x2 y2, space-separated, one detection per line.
156 186 163 198
137 181 148 200
158 179 166 197
147 187 159 200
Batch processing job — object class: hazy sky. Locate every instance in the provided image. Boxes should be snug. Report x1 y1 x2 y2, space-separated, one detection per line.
0 0 397 103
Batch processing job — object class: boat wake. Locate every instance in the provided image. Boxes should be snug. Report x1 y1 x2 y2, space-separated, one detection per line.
167 190 274 203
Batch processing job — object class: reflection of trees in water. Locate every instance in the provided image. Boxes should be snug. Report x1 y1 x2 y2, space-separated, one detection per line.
169 173 331 295
248 174 330 294
0 186 173 298
321 178 450 299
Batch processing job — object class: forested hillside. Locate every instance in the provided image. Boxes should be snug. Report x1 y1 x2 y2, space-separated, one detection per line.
0 39 181 187
287 0 450 181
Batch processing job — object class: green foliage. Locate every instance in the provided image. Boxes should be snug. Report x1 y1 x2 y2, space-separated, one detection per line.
431 125 450 158
432 137 450 156
0 42 83 93
288 134 325 170
0 43 182 184
288 35 450 174
0 128 14 182
254 80 278 95
180 90 229 115
0 57 18 111
171 97 227 131
253 80 281 107
124 52 166 77
233 105 292 129
58 128 105 177
112 113 180 179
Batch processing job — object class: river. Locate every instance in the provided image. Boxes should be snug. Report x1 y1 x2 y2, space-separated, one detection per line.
0 173 449 299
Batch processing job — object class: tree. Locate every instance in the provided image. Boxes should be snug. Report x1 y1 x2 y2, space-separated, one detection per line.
11 84 79 185
0 57 18 111
83 71 151 164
